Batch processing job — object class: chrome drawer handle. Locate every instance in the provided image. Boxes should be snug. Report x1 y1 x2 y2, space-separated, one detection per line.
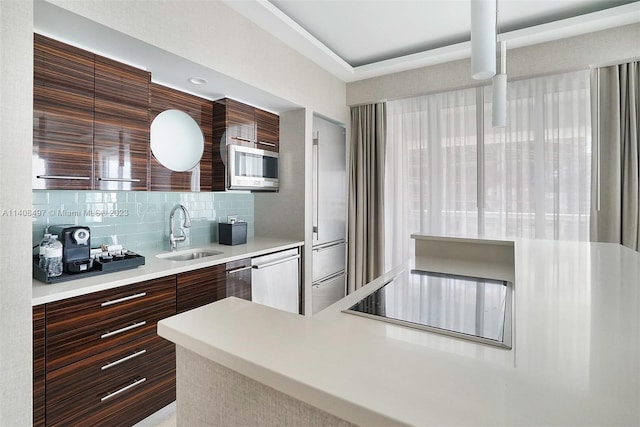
226 265 252 275
313 271 345 287
101 349 147 371
101 321 146 339
257 141 276 147
97 177 142 182
231 136 254 143
100 377 146 402
312 241 344 253
36 175 90 180
101 292 147 307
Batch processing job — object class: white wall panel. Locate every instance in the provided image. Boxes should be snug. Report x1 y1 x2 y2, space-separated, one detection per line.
347 23 640 106
0 1 34 424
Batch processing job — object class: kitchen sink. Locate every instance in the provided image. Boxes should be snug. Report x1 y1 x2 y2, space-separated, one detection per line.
157 249 224 261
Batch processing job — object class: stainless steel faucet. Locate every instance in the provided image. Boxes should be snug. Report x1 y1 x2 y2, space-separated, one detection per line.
169 204 192 251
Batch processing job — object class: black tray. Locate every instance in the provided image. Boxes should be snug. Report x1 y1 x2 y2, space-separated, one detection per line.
33 253 145 284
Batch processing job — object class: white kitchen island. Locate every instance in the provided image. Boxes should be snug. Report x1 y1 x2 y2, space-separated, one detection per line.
157 236 640 426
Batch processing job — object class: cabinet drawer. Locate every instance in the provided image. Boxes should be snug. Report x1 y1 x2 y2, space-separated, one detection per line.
46 332 173 411
312 273 346 315
312 241 346 283
46 276 176 335
46 348 175 427
46 276 176 370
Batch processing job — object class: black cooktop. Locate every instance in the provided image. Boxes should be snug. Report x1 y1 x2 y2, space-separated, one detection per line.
344 270 512 349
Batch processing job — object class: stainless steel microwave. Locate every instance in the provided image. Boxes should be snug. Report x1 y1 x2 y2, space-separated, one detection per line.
228 144 279 191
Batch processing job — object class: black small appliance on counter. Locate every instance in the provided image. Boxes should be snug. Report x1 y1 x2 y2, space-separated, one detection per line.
48 225 92 273
218 221 247 246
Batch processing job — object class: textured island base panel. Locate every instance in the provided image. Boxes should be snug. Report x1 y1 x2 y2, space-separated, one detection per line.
176 346 356 427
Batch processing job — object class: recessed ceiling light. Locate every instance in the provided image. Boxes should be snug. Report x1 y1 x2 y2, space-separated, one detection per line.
188 77 208 85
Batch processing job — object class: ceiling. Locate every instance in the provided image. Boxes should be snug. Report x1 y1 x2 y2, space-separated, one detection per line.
225 0 640 81
34 1 640 112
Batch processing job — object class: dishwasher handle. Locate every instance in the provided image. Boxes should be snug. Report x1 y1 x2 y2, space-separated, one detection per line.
252 254 300 270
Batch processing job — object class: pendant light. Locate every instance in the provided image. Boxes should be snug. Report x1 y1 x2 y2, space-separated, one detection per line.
470 0 496 80
492 40 507 128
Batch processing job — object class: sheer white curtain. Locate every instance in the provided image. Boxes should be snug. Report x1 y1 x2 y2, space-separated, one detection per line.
385 88 478 270
385 70 591 272
483 71 592 241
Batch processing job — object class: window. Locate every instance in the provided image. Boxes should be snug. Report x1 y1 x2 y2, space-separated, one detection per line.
385 70 591 270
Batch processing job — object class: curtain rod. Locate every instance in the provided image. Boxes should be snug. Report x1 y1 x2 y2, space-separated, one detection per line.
589 56 640 69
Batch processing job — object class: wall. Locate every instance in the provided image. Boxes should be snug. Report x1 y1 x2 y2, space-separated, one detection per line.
4 1 350 418
0 1 33 425
253 108 313 314
32 191 254 253
347 23 640 106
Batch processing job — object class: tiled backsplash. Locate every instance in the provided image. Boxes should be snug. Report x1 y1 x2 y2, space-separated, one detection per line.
32 190 254 253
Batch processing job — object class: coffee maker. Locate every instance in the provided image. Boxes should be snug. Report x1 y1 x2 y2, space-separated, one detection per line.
48 225 92 273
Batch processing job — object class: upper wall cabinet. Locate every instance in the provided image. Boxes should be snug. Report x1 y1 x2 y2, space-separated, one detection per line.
33 34 151 191
255 108 280 152
149 83 213 192
213 98 279 151
212 98 280 191
225 98 256 147
94 55 150 191
33 34 94 190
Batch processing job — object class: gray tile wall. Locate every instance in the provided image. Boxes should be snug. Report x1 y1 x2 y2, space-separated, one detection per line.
32 190 254 253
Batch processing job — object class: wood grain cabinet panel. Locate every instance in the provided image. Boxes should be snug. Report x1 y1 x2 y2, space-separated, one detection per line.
33 305 46 427
45 276 176 371
93 55 150 190
212 99 229 191
149 83 213 192
46 335 174 427
33 34 94 190
256 108 280 152
42 276 177 427
177 264 226 313
33 34 152 191
226 98 257 146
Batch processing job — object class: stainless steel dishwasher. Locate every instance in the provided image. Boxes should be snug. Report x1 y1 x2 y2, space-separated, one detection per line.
251 248 300 314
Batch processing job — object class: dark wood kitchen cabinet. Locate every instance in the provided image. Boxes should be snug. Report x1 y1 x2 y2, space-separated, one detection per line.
93 55 150 191
34 34 151 191
213 98 279 151
40 276 176 427
33 305 46 427
255 108 280 152
176 264 226 313
33 33 94 190
149 83 213 192
225 98 257 147
177 260 252 313
212 98 280 191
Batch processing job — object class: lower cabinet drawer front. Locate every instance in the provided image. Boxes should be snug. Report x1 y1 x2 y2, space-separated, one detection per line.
46 301 175 371
46 344 175 427
46 333 173 410
45 276 176 337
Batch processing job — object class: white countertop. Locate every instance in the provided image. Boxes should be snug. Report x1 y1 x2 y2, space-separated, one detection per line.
158 238 640 426
32 237 303 305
